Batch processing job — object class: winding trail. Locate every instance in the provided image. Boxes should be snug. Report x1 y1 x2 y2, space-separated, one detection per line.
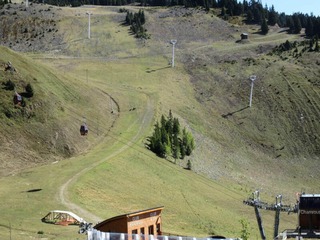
57 93 154 224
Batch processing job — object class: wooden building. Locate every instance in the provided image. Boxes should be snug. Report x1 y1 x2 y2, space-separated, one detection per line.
94 206 164 239
240 33 248 40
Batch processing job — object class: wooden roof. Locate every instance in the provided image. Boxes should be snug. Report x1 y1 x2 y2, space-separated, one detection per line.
94 206 164 229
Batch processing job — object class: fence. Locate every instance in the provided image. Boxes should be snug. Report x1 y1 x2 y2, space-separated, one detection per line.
85 230 240 240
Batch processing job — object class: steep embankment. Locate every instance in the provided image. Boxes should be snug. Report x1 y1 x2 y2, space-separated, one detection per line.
0 46 117 176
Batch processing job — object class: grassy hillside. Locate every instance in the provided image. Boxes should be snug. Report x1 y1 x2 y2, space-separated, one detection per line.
0 45 117 176
0 3 319 240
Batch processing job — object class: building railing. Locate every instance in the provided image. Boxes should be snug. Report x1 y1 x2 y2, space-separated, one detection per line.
85 230 240 240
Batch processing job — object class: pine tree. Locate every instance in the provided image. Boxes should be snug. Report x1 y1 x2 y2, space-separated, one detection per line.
204 0 209 12
187 159 192 170
277 13 286 27
25 83 34 97
180 142 186 159
172 118 180 136
261 18 269 35
212 0 217 8
268 5 278 26
287 16 295 34
309 38 314 51
182 128 195 156
252 6 262 23
246 9 254 23
172 135 180 159
315 35 319 52
306 17 314 37
221 6 226 17
138 9 145 25
292 14 302 34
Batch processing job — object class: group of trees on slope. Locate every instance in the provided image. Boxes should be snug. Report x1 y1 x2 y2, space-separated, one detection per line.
147 110 195 163
122 8 149 38
33 0 320 38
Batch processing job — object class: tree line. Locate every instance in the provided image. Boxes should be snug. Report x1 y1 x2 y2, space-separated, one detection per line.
27 0 320 38
215 0 320 37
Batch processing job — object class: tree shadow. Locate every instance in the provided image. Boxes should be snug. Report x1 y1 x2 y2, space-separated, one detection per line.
146 66 171 73
221 106 249 118
22 188 42 193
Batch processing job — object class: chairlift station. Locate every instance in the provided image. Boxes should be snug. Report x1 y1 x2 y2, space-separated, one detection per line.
244 192 320 239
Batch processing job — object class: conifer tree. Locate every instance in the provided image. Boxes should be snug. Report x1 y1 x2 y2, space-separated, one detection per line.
315 35 319 52
173 117 180 136
25 83 34 97
306 17 314 37
212 0 217 8
268 5 278 26
246 10 254 23
261 17 269 35
172 135 180 159
182 127 195 156
253 6 262 24
292 14 302 34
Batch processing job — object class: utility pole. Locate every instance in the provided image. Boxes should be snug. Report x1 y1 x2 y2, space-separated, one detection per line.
170 39 177 68
26 0 29 7
86 12 92 39
249 75 256 107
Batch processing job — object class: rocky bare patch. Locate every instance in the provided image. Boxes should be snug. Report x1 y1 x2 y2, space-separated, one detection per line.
0 2 64 52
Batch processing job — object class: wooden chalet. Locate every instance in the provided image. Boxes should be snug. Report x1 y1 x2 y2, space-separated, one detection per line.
94 206 164 239
241 33 248 40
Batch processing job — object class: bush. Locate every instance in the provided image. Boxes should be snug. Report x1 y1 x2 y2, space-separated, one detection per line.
25 83 34 97
2 79 15 90
240 219 250 240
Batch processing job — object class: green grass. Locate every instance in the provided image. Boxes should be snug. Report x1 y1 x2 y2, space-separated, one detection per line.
0 4 319 240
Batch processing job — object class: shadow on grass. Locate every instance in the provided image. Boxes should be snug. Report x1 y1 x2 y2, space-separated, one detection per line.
25 188 42 193
221 106 249 118
146 66 171 73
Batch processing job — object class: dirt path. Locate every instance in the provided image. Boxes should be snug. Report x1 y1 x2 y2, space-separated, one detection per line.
57 93 154 224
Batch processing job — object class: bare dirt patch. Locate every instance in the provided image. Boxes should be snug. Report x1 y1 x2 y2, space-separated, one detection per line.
0 3 64 52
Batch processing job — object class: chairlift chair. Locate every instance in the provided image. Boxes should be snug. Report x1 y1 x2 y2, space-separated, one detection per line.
80 123 88 136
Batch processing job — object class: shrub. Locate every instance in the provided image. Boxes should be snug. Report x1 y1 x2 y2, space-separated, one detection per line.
240 219 250 240
2 79 15 90
25 83 34 97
